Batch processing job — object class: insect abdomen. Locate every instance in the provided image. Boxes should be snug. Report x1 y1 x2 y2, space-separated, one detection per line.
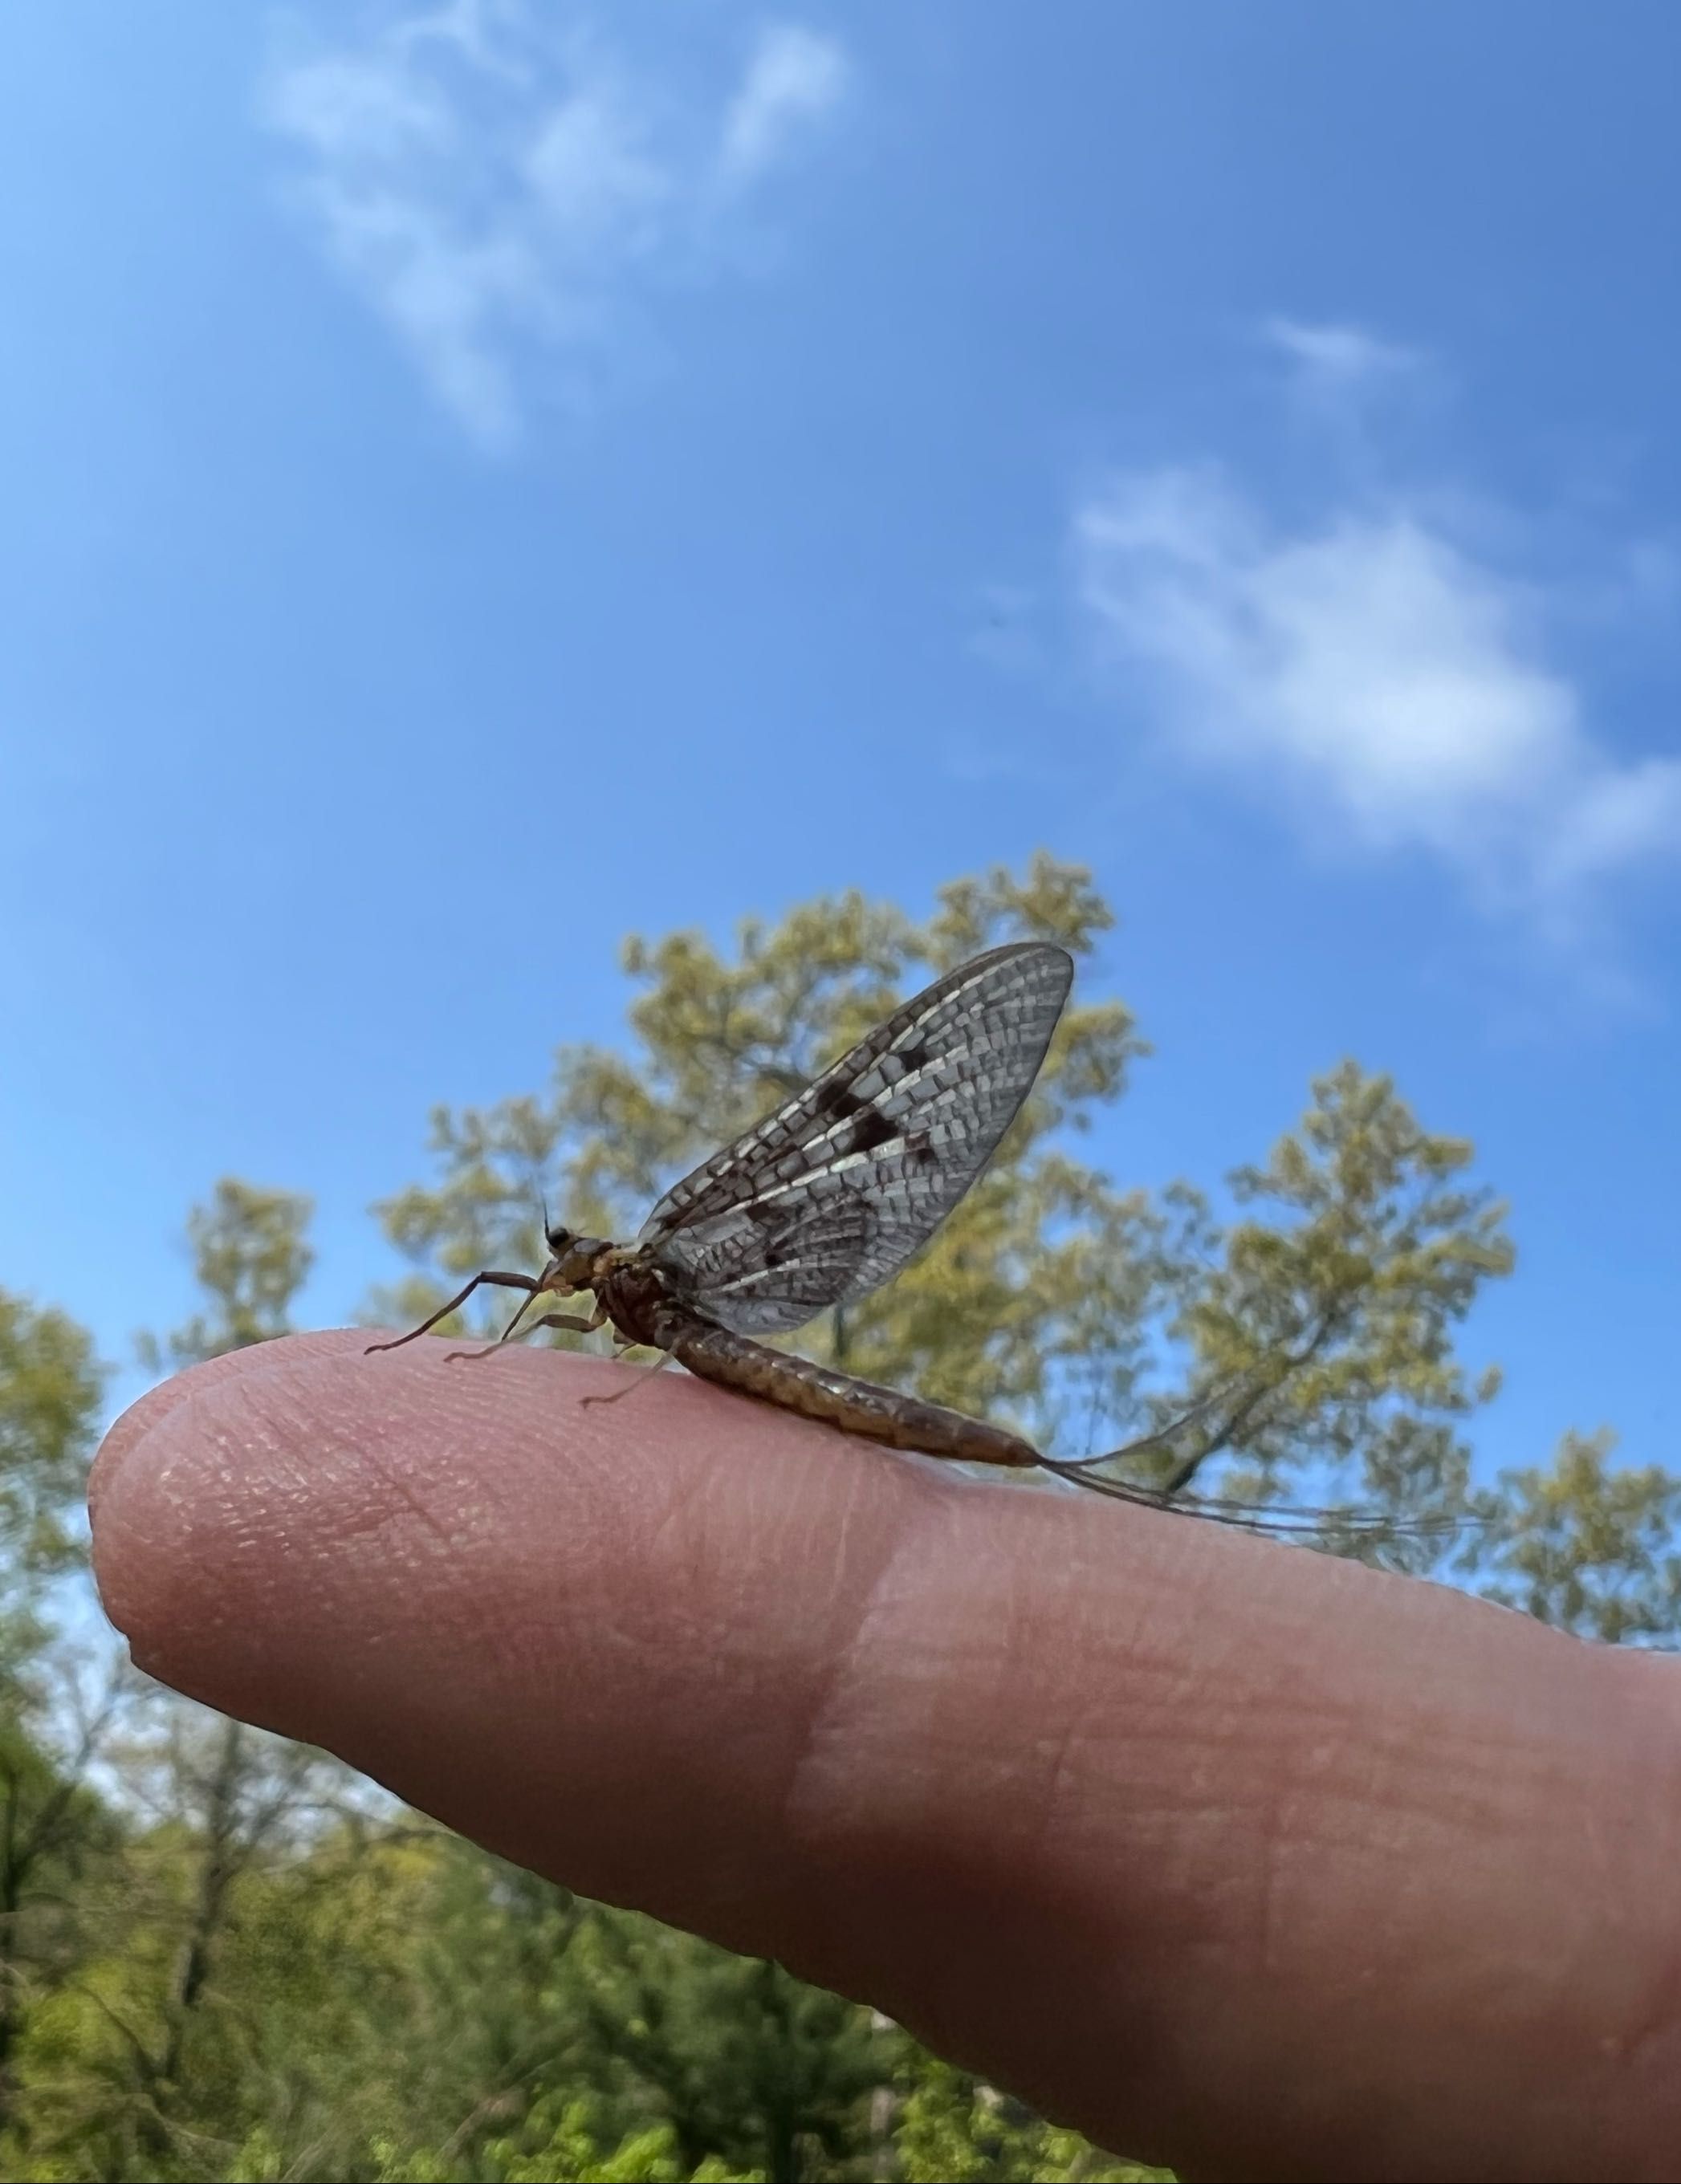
657 1312 1038 1469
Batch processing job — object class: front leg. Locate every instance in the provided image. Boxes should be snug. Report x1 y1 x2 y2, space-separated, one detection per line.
365 1271 539 1355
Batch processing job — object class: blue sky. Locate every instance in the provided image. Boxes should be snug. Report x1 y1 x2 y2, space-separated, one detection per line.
2 2 1678 1487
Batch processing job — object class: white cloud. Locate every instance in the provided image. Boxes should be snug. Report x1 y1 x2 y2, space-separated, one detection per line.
719 24 849 185
263 44 452 164
1265 316 1422 392
1074 360 1681 925
260 6 850 449
524 84 668 245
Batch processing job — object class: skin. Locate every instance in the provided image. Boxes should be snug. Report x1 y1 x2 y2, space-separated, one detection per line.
89 1329 1681 2182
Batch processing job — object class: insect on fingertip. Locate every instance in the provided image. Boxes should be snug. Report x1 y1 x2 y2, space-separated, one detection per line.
366 945 1421 1547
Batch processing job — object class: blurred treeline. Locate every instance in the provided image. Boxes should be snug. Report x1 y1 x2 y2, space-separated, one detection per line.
2 857 1675 2182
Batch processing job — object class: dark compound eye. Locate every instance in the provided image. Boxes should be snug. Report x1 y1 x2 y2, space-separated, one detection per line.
544 1222 572 1253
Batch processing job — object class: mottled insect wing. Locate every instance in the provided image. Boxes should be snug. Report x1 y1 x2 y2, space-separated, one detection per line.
638 942 1074 1335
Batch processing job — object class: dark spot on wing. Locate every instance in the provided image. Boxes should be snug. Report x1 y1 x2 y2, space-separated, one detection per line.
816 1080 869 1120
812 1070 897 1153
635 943 1074 1328
763 1227 799 1269
846 1108 897 1155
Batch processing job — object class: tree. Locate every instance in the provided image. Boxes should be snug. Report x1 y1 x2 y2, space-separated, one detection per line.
1155 1059 1513 1556
47 1179 352 2176
0 1667 128 2105
0 1289 112 2121
476 2090 765 2182
1476 1429 1681 1645
893 2056 1167 2182
136 1179 315 1374
136 1179 326 2131
0 1288 105 1676
562 1915 887 2181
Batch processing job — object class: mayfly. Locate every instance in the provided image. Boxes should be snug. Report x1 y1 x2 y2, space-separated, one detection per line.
369 944 1409 1539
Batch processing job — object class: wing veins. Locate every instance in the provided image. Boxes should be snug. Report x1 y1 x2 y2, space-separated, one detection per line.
637 942 1073 1336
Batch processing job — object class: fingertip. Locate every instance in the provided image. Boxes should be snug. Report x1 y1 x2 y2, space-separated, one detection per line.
88 1329 387 1526
83 1328 927 1742
88 1332 391 1687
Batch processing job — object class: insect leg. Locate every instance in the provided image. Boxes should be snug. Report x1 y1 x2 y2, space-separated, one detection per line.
364 1271 539 1355
517 1311 607 1339
580 1348 678 1410
445 1312 608 1362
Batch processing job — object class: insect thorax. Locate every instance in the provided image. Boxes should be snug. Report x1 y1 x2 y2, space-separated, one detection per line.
596 1253 673 1348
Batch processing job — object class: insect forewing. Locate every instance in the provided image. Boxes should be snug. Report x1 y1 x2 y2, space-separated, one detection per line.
639 942 1073 1334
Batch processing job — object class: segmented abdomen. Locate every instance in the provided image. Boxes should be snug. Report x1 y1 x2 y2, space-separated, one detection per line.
657 1309 1038 1469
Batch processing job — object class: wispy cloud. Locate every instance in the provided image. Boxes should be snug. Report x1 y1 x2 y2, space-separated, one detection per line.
1264 315 1423 393
1073 322 1681 934
261 3 850 449
719 24 849 186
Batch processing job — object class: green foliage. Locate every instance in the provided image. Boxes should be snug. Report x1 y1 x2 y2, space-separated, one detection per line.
0 1286 116 2120
137 1179 315 1371
1162 1059 1512 1539
0 1695 126 2110
894 2058 1166 2182
481 2092 765 2181
2 1181 355 2182
558 1917 886 2179
1478 1429 1681 1643
0 1287 105 1617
